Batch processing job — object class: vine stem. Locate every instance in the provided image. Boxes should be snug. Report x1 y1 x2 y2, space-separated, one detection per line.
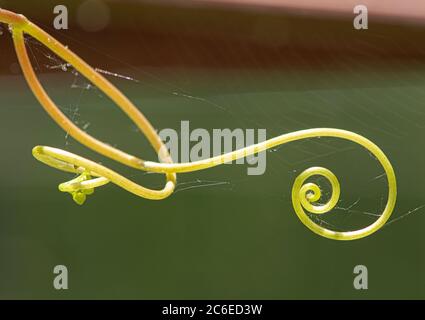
0 8 397 240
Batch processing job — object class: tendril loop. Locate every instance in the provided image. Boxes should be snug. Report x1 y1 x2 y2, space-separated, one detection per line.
293 167 340 216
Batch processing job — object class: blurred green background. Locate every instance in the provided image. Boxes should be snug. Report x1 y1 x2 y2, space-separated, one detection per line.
0 0 424 299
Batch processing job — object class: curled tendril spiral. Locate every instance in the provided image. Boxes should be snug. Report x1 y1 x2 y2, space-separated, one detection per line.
0 9 397 240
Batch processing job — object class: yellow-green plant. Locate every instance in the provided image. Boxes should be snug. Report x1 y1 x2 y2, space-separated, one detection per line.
0 9 397 240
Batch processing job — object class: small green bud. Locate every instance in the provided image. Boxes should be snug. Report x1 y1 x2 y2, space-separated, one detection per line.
72 191 86 205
